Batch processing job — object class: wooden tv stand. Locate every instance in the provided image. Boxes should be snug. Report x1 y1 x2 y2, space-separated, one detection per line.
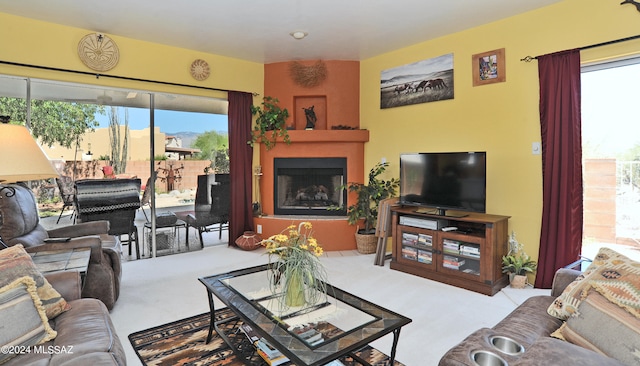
390 206 510 296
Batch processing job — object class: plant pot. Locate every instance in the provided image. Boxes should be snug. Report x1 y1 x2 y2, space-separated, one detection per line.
510 274 527 289
285 271 306 307
355 232 377 254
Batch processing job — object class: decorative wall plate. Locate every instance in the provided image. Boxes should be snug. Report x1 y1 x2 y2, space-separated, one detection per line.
77 33 120 72
190 59 210 81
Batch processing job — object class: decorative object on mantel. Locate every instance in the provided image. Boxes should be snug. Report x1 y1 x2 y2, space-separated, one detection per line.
501 231 537 288
190 59 210 81
288 60 327 88
303 105 317 130
77 33 120 72
249 96 290 150
339 162 399 254
261 222 328 309
331 125 358 130
235 231 262 251
621 0 640 13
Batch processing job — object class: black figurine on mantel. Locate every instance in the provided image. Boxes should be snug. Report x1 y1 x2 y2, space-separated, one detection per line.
303 105 317 130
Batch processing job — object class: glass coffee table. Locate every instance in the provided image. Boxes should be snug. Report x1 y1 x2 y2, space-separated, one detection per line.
199 264 412 366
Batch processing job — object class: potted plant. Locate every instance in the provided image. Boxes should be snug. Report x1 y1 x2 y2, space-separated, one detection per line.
248 96 290 150
342 162 399 254
501 232 537 288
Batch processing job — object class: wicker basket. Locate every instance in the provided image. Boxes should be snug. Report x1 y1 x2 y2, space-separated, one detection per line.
355 232 377 254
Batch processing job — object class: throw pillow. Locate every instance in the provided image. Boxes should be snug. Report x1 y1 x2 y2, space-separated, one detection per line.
551 289 640 366
589 262 640 319
0 276 57 364
0 245 70 319
547 247 636 320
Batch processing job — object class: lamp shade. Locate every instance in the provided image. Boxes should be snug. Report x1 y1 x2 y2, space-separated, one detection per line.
0 124 59 183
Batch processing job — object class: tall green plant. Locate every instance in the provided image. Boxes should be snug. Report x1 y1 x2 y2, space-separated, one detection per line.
248 96 290 150
342 162 400 234
108 107 130 174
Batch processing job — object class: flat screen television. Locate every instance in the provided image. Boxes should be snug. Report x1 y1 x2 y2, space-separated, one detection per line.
399 152 486 216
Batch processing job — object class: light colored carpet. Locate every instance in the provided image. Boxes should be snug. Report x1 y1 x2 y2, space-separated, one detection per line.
110 243 549 366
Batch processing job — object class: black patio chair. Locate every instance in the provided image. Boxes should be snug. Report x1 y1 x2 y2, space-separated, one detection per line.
74 178 142 259
55 175 76 224
185 174 230 248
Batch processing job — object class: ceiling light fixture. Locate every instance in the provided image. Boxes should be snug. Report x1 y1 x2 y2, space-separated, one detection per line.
290 31 308 40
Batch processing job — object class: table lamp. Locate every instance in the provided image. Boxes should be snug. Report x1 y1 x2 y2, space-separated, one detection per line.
0 119 60 247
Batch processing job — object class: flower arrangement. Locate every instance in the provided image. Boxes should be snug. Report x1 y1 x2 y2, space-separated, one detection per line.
262 222 328 308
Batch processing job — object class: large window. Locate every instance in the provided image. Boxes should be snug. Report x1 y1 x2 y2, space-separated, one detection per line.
581 58 640 262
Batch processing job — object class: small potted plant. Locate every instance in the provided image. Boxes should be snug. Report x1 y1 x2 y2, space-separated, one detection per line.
501 232 537 288
248 96 290 150
342 162 399 254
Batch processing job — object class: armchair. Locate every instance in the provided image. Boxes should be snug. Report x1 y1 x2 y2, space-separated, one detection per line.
0 183 122 309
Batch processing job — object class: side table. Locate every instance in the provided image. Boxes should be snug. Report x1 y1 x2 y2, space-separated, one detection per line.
29 247 91 286
142 219 187 256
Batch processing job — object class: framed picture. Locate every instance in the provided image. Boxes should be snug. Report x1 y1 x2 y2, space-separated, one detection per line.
472 48 505 86
380 53 454 109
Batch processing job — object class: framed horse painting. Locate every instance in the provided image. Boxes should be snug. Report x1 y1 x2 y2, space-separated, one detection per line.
472 48 506 87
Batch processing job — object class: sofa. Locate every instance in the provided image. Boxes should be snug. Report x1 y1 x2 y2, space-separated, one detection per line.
439 247 640 365
0 183 122 309
3 270 126 365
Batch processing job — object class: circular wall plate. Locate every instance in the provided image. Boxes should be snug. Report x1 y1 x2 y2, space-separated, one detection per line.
77 33 120 72
190 59 210 81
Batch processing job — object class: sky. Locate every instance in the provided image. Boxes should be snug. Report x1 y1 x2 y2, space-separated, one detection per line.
581 62 640 158
94 107 228 134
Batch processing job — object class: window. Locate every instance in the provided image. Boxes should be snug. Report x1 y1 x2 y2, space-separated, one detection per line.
581 58 640 262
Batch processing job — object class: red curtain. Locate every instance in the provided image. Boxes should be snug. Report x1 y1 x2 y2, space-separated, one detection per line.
228 91 255 246
534 49 583 288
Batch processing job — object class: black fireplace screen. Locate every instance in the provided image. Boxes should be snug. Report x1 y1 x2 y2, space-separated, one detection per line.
274 157 347 215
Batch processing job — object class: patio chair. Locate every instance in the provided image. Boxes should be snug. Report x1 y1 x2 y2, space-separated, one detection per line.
55 175 76 224
185 174 230 248
140 171 158 222
75 178 142 259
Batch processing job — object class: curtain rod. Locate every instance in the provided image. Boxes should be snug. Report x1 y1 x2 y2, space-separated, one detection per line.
520 34 640 62
0 59 258 96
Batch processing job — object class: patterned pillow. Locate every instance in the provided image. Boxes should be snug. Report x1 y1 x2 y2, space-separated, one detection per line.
589 262 640 318
0 245 70 319
547 247 636 320
0 276 57 364
551 289 640 365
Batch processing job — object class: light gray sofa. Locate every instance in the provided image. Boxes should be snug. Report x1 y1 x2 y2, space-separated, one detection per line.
439 268 626 366
3 271 126 366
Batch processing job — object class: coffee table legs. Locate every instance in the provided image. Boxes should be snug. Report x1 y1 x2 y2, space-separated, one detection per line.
389 327 402 365
205 290 216 344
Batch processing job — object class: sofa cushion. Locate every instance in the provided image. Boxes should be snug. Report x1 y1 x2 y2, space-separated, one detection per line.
512 336 626 366
547 247 636 320
551 289 640 366
0 245 69 319
48 298 126 366
0 276 57 365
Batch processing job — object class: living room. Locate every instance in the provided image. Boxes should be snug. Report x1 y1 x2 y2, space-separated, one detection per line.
1 1 639 365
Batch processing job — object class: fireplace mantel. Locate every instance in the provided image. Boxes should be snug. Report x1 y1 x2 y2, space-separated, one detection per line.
283 129 369 143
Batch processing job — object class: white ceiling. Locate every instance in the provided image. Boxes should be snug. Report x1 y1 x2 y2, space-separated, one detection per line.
0 0 562 64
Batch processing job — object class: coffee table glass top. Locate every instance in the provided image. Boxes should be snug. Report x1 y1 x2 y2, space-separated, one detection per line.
200 264 411 366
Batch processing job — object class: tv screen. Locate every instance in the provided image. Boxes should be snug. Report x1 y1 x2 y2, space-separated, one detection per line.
399 152 486 215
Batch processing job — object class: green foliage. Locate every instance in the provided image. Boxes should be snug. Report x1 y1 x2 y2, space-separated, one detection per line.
192 130 229 160
154 155 168 161
0 97 103 148
502 252 537 275
341 162 400 234
248 96 290 150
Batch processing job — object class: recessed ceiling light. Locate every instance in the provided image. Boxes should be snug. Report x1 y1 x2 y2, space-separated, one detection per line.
290 31 308 40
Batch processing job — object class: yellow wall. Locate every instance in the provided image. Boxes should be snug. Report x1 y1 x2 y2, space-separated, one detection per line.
0 12 263 107
41 126 166 162
361 0 640 264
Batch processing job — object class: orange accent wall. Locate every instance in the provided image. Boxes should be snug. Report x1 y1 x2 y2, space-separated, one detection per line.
264 60 360 130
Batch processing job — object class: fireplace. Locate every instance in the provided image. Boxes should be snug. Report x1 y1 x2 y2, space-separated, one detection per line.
273 157 347 216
